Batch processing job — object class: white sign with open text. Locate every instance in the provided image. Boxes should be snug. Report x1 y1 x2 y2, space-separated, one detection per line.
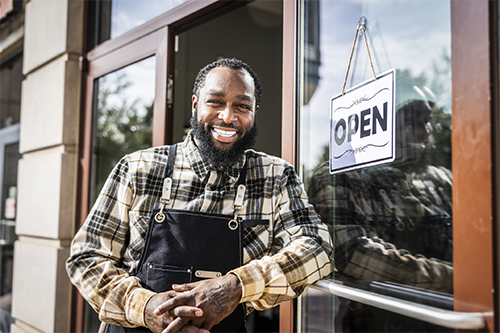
329 69 396 174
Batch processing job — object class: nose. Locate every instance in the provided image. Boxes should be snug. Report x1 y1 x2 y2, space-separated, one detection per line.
218 105 237 124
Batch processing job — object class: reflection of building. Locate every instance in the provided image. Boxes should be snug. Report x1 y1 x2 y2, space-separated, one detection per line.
301 0 321 105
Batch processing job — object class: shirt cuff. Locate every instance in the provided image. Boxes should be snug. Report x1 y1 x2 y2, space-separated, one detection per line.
230 263 266 303
125 287 157 327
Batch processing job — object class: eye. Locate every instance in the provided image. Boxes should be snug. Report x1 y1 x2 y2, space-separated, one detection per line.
207 99 222 106
237 103 252 111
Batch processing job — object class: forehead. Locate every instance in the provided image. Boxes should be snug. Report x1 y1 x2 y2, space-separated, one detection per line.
201 67 255 96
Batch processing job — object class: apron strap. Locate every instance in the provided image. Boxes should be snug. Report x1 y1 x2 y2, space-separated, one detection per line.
162 145 267 228
165 143 178 179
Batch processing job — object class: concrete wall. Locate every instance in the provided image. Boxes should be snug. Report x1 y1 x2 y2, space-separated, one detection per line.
11 0 83 331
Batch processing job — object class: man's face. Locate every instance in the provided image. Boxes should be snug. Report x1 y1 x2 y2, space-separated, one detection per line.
192 67 258 149
191 67 259 167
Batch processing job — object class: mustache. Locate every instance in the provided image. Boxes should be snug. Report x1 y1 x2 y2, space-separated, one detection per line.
209 121 241 131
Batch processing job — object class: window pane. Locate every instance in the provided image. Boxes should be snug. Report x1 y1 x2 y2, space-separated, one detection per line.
90 56 156 205
0 55 22 328
0 53 23 130
298 0 452 332
84 56 156 331
94 0 189 45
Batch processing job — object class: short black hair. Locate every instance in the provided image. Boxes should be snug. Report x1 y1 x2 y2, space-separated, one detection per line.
193 58 262 107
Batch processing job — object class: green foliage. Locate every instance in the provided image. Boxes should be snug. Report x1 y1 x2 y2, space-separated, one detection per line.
93 73 154 194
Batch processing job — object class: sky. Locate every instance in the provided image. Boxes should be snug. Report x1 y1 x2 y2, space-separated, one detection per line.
299 0 451 173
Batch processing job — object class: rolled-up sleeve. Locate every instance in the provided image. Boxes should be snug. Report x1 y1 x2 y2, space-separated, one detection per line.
66 156 155 327
231 163 334 310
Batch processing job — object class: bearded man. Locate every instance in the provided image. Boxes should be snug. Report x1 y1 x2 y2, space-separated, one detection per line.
66 58 334 333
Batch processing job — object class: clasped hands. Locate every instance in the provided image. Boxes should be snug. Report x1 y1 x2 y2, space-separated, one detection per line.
145 274 242 333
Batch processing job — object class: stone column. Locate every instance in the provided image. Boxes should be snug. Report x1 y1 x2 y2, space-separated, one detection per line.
10 0 83 332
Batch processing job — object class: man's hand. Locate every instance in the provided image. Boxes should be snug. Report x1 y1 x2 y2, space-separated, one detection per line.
153 274 243 333
145 291 209 333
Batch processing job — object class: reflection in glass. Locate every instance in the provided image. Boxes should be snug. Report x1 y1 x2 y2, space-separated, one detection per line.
297 0 452 332
0 55 22 329
0 141 20 326
85 57 156 332
0 53 23 130
94 0 189 45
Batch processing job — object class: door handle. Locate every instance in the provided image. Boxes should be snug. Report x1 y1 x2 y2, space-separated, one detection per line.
310 280 486 330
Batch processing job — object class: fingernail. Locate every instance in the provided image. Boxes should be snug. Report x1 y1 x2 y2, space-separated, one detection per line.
195 310 203 316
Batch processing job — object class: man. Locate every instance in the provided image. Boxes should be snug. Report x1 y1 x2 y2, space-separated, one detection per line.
67 58 334 333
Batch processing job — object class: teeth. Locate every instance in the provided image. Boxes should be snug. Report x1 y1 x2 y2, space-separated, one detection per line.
213 128 237 137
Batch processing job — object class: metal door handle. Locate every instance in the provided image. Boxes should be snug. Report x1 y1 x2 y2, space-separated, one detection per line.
310 280 486 330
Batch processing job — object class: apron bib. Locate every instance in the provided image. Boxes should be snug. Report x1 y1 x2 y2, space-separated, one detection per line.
105 144 266 333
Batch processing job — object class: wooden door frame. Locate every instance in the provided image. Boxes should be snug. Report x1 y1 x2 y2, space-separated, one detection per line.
280 0 298 331
451 1 495 331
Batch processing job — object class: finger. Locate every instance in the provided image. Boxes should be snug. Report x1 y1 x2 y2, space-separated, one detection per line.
170 306 203 318
172 282 197 292
154 293 192 315
178 324 210 333
161 316 191 333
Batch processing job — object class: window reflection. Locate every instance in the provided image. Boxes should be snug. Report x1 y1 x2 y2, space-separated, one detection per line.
85 57 156 331
90 57 156 201
94 0 189 45
0 53 23 130
298 0 452 332
0 52 22 332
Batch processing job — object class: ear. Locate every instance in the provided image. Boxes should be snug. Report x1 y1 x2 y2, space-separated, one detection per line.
254 105 259 115
192 95 198 115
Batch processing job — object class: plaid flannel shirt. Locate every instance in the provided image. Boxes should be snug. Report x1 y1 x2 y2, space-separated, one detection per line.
66 132 333 329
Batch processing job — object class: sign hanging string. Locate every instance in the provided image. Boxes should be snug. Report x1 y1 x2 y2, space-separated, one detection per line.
342 17 378 96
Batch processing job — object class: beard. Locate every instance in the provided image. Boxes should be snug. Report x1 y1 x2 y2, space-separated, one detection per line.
190 111 259 169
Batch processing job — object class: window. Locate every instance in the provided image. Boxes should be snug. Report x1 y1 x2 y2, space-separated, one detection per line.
297 1 452 331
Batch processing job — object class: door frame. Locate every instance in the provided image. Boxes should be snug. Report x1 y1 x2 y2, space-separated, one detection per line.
451 1 495 331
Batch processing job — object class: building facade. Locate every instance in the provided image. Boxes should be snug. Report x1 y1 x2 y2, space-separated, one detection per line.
0 0 498 332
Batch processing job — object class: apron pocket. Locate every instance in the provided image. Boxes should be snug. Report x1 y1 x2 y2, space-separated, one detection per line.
144 263 193 292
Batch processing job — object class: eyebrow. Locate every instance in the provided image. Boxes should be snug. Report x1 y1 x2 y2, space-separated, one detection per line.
206 89 253 103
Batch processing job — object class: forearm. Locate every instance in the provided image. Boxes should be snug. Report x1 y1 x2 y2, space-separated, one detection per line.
231 233 333 310
67 232 155 327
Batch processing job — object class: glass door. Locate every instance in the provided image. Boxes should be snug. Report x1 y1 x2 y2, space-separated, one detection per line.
295 0 475 332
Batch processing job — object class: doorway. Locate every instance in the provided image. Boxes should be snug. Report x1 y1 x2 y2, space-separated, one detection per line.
79 1 284 331
172 2 284 331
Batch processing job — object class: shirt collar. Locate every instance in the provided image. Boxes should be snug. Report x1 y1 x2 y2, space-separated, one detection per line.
182 131 247 183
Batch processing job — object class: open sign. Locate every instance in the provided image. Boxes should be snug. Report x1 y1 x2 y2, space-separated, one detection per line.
329 69 396 174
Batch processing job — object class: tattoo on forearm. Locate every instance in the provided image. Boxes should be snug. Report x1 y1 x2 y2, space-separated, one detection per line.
204 280 239 316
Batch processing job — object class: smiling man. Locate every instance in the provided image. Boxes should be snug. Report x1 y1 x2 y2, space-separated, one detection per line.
190 65 260 169
67 58 334 333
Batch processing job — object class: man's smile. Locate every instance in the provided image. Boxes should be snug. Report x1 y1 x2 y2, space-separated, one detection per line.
211 126 238 143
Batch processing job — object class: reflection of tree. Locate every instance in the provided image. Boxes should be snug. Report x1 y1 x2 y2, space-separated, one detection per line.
94 74 153 194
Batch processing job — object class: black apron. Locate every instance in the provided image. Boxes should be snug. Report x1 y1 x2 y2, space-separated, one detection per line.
105 144 266 333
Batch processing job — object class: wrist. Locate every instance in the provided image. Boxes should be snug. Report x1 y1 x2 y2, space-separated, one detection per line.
228 273 243 302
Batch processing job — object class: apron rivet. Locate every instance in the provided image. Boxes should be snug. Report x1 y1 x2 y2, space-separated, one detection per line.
155 212 165 223
228 220 239 230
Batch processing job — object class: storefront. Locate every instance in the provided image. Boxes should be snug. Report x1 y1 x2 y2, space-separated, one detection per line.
1 0 498 332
